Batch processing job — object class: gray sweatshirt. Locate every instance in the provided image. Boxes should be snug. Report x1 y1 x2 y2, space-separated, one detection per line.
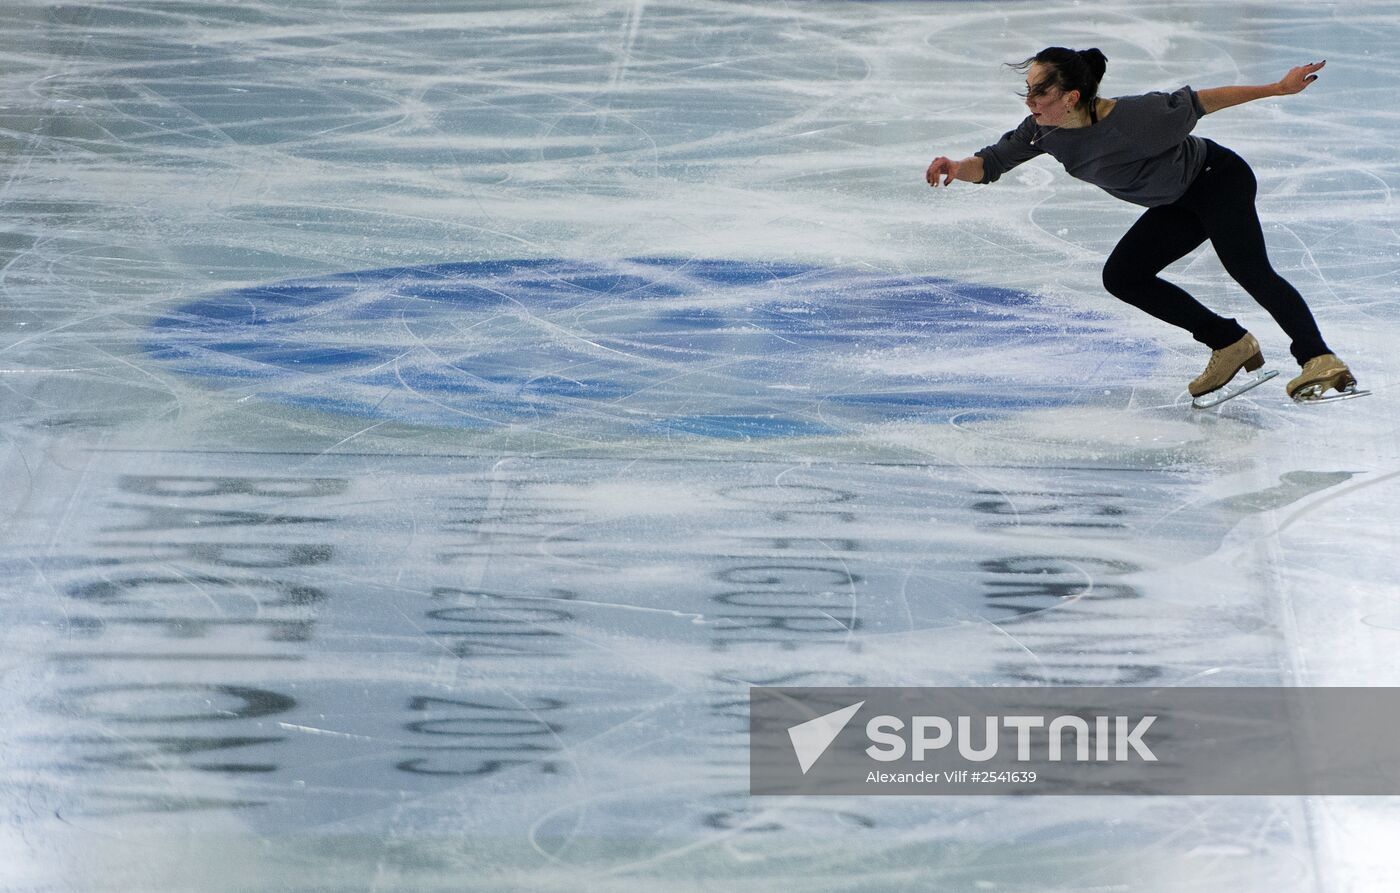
974 86 1209 208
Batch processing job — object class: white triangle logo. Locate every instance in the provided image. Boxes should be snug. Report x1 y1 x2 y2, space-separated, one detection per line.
787 701 865 774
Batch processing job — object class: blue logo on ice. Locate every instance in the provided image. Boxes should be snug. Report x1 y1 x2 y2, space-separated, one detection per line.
146 258 1155 439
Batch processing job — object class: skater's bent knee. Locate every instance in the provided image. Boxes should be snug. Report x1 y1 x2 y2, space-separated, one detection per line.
1101 261 1146 297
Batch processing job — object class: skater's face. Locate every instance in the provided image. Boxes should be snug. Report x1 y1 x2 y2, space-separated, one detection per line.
1025 61 1081 126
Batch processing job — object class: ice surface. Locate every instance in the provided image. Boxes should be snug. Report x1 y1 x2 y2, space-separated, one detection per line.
2 1 1399 890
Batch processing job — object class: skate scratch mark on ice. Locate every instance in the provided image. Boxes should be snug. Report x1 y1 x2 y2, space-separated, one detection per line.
485 689 582 800
609 0 646 91
1026 192 1104 261
1274 221 1344 305
387 360 517 429
470 279 646 363
0 367 88 373
387 588 693 689
45 446 100 556
526 764 788 873
990 558 1104 624
277 723 380 743
941 417 1040 495
774 464 861 637
896 568 920 631
602 354 759 407
978 616 1050 677
1172 666 1233 685
276 201 548 251
476 590 717 626
591 806 792 878
356 344 416 377
288 417 391 471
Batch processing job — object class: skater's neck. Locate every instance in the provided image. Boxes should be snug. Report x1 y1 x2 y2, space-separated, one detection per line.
1059 98 1115 129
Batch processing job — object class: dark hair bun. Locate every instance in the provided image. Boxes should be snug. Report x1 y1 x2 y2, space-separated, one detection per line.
1078 48 1108 83
1010 47 1107 109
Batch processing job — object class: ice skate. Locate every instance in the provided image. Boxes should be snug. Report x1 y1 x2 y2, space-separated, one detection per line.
1287 353 1369 403
1189 332 1276 408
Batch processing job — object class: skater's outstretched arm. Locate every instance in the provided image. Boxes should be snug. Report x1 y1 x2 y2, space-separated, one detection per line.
1197 61 1324 114
929 115 1041 188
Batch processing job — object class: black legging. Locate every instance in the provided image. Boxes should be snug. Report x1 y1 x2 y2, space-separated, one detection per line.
1101 139 1329 365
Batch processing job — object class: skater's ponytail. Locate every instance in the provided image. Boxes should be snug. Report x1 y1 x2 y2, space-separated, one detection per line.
1011 47 1107 113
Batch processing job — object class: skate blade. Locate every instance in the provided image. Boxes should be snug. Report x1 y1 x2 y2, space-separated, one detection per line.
1292 382 1371 404
1192 369 1279 409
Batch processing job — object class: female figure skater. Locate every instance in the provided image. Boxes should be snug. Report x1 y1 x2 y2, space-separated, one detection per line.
926 47 1357 403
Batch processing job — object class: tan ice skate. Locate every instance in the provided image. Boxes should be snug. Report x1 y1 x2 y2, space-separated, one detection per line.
1286 353 1368 402
1189 332 1278 408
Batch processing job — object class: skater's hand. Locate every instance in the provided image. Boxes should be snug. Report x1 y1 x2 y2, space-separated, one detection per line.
926 156 959 187
1276 60 1324 95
